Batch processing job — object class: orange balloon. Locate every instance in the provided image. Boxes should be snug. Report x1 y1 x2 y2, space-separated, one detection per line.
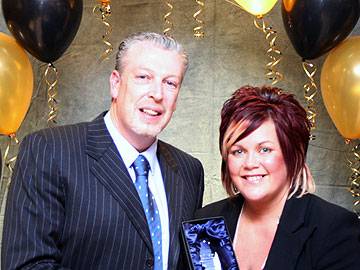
0 32 33 135
235 0 278 16
283 0 296 12
320 36 360 139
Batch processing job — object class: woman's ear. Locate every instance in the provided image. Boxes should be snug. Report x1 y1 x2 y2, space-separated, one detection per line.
110 70 121 98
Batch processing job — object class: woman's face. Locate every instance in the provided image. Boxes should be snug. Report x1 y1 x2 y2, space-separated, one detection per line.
227 119 290 205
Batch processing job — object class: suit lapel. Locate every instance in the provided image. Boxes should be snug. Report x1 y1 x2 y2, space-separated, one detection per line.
223 195 244 240
265 195 315 269
157 141 183 267
85 113 152 251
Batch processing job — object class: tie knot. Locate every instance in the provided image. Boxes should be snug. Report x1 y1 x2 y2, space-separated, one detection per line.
132 155 150 177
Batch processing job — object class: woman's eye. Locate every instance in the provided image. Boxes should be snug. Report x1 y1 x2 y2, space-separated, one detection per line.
260 147 271 153
232 149 243 155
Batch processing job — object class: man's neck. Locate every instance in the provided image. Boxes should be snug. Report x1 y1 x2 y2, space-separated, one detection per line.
109 107 156 152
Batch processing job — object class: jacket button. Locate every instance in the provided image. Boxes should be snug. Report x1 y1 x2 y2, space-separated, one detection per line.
146 258 154 267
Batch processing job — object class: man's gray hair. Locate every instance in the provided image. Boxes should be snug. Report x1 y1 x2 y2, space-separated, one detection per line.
115 32 188 73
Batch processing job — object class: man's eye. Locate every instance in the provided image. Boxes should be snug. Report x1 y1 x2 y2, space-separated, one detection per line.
136 74 150 80
165 80 177 88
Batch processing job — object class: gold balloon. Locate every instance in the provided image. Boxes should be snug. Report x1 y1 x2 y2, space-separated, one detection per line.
0 32 33 135
320 36 360 139
234 0 278 16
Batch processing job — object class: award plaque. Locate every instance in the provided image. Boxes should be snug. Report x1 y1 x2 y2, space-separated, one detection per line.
181 217 239 270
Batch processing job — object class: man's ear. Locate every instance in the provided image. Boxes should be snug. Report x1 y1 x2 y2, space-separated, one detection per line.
110 70 121 98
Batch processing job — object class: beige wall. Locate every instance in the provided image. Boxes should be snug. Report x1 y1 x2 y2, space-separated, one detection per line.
1 0 359 256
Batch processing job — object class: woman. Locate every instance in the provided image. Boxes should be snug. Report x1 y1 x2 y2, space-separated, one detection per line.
195 85 360 269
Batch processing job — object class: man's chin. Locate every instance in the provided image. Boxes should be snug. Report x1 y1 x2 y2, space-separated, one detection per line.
132 125 164 138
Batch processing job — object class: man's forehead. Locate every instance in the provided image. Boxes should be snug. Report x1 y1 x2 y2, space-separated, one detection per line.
122 41 185 73
126 40 173 55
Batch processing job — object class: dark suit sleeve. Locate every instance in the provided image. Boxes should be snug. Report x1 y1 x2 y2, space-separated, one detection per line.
314 209 360 270
1 133 71 270
176 157 204 270
195 160 204 209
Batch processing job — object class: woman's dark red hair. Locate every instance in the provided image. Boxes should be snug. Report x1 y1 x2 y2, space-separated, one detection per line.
219 85 313 196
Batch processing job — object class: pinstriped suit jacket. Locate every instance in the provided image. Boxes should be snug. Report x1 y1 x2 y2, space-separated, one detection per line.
2 113 204 270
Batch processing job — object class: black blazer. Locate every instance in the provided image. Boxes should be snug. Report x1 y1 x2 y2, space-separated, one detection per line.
195 194 360 269
2 113 204 270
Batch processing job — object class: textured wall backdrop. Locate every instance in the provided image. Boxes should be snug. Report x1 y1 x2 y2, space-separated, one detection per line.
1 0 359 258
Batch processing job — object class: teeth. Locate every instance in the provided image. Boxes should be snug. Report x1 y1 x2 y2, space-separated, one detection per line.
142 109 159 116
246 175 263 182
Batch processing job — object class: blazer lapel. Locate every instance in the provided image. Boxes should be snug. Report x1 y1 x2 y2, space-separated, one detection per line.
85 113 152 251
223 195 244 240
265 196 315 269
157 141 183 267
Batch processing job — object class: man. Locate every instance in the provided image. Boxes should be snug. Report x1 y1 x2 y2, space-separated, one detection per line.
2 32 204 269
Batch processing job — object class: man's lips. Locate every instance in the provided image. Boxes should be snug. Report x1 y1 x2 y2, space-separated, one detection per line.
140 108 162 116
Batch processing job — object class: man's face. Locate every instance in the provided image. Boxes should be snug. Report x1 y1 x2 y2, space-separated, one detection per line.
110 41 185 150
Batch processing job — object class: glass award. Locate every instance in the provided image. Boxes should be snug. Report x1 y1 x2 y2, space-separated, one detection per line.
181 217 239 270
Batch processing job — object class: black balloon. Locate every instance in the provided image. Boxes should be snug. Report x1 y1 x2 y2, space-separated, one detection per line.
2 0 83 63
282 0 360 60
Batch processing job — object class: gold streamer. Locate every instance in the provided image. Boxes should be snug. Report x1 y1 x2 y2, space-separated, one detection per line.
45 63 59 125
93 0 113 61
345 139 360 217
0 134 19 208
254 16 283 85
302 61 317 140
224 0 245 10
193 0 205 38
163 0 174 37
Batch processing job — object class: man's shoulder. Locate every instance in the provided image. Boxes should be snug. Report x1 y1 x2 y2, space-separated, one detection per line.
158 140 200 163
25 121 89 142
24 113 105 143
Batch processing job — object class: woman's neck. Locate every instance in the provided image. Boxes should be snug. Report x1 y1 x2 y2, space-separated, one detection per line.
242 192 288 224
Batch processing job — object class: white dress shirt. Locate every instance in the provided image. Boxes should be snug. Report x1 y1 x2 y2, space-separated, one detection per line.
104 112 169 269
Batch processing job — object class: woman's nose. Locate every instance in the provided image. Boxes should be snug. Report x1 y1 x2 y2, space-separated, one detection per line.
243 152 259 168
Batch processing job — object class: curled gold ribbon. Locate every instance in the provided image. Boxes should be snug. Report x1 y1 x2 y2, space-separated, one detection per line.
254 16 283 85
93 0 113 61
224 0 245 10
45 63 59 125
302 60 318 140
345 139 360 217
0 134 19 208
193 0 205 38
163 0 174 37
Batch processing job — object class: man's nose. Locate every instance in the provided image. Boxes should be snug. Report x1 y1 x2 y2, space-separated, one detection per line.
148 80 163 101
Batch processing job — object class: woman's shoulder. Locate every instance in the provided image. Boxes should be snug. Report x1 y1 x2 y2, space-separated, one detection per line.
294 195 360 268
194 195 243 219
292 193 360 233
304 194 357 220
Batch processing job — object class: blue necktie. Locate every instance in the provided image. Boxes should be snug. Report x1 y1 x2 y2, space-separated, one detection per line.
132 155 163 270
